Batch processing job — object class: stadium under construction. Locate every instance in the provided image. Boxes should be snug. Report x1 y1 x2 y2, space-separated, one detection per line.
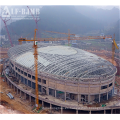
2 42 120 114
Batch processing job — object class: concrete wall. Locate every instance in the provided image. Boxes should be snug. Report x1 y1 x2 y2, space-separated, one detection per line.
9 60 115 102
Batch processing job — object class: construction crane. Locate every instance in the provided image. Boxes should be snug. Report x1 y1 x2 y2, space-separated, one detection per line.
112 34 119 64
27 6 40 38
45 29 76 45
0 14 13 47
19 29 39 110
45 30 113 45
19 31 112 110
19 35 112 44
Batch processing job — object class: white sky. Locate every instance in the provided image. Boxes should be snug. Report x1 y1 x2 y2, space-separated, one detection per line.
0 0 120 6
0 1 120 10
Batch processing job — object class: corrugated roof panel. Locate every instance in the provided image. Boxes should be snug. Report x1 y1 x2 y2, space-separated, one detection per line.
15 52 50 68
38 46 77 55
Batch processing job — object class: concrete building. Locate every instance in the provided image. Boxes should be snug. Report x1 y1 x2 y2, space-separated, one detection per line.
3 43 118 113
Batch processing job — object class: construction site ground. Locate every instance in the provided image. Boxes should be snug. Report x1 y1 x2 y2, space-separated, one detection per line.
0 76 49 114
86 50 118 66
0 47 8 59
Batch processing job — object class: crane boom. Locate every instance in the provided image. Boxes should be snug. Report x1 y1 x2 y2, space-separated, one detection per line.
45 30 75 36
19 35 112 44
45 29 76 45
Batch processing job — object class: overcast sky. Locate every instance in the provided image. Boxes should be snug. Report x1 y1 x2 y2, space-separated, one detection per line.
93 5 120 10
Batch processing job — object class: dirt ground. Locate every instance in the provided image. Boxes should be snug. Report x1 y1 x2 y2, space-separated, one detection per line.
115 76 120 85
86 50 117 66
0 77 35 114
0 76 49 114
0 47 9 59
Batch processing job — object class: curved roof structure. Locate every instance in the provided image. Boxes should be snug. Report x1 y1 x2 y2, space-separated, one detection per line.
8 43 117 81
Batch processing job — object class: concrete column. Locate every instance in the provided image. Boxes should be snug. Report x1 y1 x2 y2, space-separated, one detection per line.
7 79 9 85
27 79 28 86
19 79 21 84
11 83 12 88
24 93 26 100
29 95 31 103
31 81 32 88
14 86 15 92
19 75 21 84
7 80 9 85
111 109 113 114
76 110 78 114
107 92 108 100
55 90 56 98
89 110 91 114
99 94 100 102
42 101 44 107
20 90 21 97
65 92 66 101
50 104 52 112
17 88 18 95
41 86 43 93
88 94 90 103
78 94 79 103
104 110 106 114
47 87 49 95
61 107 63 114
79 94 81 103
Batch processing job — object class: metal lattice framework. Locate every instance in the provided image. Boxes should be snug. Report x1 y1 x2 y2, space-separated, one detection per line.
8 43 117 82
